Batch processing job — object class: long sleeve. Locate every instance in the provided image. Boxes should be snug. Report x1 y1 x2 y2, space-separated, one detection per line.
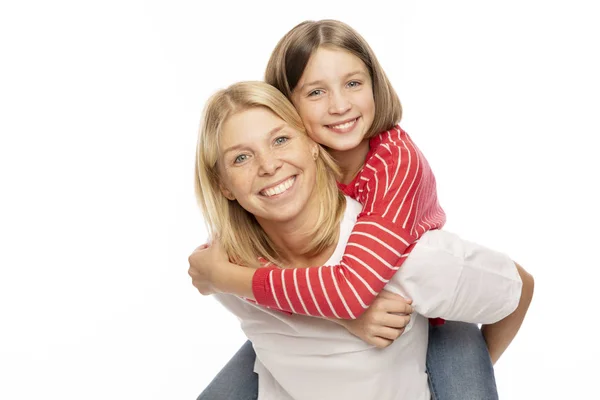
252 126 446 319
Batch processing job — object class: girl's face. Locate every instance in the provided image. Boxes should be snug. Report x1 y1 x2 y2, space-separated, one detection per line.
291 47 375 153
217 107 319 224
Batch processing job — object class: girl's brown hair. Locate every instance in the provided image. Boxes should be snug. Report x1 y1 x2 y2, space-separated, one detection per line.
265 19 402 138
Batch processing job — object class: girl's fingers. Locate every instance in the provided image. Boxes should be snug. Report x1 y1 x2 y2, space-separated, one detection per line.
375 326 405 341
380 290 412 304
380 298 414 315
382 313 411 329
194 243 210 252
370 336 393 349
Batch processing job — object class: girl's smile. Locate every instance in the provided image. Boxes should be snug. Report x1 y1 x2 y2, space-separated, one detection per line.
292 47 375 154
325 116 361 134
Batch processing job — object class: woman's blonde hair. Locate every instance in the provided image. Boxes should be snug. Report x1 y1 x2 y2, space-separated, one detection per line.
265 19 402 138
195 81 346 268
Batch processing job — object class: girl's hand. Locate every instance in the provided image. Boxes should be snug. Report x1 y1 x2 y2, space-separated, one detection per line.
337 290 413 348
188 238 229 295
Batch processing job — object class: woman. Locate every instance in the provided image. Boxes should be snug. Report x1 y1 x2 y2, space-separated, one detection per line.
190 81 532 399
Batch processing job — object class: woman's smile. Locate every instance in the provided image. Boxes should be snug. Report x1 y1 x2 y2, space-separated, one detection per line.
218 107 319 223
259 175 297 198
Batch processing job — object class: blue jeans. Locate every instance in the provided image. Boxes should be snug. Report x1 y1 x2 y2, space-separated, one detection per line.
198 322 498 400
426 322 498 400
198 340 258 400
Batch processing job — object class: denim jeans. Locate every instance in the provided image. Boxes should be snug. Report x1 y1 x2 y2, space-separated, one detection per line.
198 321 498 400
197 340 258 400
427 321 498 400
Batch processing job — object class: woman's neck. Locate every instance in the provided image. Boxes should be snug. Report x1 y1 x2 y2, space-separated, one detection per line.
266 224 339 268
257 196 339 268
326 139 371 185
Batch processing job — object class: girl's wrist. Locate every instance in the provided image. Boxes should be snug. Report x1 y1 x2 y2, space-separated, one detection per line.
213 261 256 298
210 261 230 293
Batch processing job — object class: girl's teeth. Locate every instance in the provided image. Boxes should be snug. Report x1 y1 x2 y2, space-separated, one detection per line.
330 119 356 130
262 177 295 197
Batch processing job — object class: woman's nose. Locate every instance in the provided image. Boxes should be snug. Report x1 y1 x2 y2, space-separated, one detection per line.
257 151 283 176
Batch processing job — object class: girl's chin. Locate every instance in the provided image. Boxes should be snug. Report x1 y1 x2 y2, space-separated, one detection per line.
327 141 364 153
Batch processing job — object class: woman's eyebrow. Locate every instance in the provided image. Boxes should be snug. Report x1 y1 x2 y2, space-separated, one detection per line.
222 143 247 155
222 124 286 154
268 124 286 137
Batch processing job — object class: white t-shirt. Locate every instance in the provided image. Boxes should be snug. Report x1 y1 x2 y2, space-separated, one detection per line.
215 197 522 400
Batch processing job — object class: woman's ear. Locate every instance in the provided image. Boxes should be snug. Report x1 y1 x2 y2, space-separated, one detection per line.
311 143 319 161
219 184 236 201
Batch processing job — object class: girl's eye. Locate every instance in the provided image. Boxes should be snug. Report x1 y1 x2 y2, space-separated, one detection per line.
274 136 289 145
308 89 324 97
347 80 361 88
234 154 249 164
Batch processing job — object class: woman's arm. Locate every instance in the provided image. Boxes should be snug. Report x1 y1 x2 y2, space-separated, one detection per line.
190 127 445 320
481 263 534 364
382 229 526 325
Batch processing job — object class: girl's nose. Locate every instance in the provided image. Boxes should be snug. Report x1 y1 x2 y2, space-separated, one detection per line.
328 91 351 114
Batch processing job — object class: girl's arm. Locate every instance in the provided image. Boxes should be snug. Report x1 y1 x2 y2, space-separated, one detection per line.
249 127 443 319
328 290 413 348
193 127 444 320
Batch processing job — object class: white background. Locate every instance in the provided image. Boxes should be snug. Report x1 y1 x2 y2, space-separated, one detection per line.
1 0 598 399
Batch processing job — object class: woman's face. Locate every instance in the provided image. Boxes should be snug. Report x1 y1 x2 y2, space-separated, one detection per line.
291 46 376 153
217 107 319 224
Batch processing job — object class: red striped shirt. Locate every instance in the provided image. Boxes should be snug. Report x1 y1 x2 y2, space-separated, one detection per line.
251 126 446 319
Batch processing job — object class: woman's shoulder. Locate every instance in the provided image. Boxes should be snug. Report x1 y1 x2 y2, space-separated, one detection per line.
325 196 363 264
343 195 363 219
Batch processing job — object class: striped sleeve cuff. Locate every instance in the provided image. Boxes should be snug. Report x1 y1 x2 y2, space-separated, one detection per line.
252 265 287 310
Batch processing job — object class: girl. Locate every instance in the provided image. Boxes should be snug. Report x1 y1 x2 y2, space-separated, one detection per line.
191 81 530 399
192 20 533 399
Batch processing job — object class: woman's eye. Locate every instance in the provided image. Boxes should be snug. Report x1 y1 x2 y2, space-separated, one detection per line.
308 89 323 97
274 136 289 145
347 80 361 88
234 154 248 164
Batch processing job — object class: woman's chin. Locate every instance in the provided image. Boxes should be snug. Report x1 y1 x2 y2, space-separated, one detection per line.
255 202 305 225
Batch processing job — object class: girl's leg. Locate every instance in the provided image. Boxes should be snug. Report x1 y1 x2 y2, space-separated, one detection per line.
426 321 499 400
197 340 258 400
